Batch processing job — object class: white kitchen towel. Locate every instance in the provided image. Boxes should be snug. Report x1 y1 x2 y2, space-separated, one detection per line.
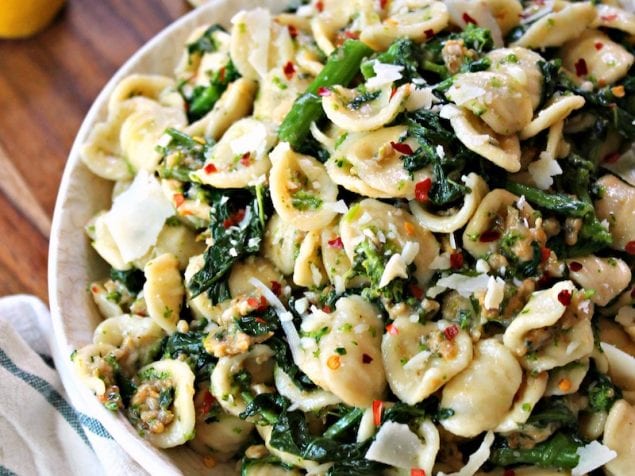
0 294 147 476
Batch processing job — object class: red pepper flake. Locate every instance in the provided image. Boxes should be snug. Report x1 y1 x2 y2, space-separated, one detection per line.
594 41 604 51
270 280 282 296
411 469 426 476
240 152 252 167
317 86 331 96
316 0 324 12
322 305 332 313
462 12 477 25
568 261 583 272
372 400 383 426
218 67 226 83
444 324 459 341
362 353 374 364
223 209 245 229
450 252 464 270
380 0 388 9
503 470 516 476
424 29 435 39
479 229 501 243
247 297 260 308
557 290 572 306
540 246 551 263
173 193 185 207
603 152 621 163
601 13 618 21
247 296 268 311
328 236 344 249
204 163 217 174
390 86 398 99
537 271 551 288
283 61 295 80
288 24 298 38
390 141 414 155
415 177 433 203
344 30 359 39
198 390 215 417
91 285 99 293
254 317 267 324
630 286 635 298
574 58 588 77
409 283 424 300
386 323 399 335
625 241 635 255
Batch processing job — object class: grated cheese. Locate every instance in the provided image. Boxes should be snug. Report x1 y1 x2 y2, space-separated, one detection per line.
379 254 408 288
528 152 563 189
436 273 490 297
405 86 435 111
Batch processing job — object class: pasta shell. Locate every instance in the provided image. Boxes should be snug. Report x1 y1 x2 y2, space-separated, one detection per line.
487 47 545 110
592 4 635 35
519 93 585 140
143 253 184 334
441 104 521 172
495 371 548 432
594 174 635 251
566 255 631 307
603 400 635 476
229 256 284 298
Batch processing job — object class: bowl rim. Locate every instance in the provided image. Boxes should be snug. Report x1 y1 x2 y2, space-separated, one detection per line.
48 1 282 473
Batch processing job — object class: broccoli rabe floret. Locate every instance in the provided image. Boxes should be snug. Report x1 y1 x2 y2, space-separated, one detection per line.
588 373 622 412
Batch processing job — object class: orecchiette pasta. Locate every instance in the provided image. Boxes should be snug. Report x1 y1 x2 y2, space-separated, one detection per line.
603 400 635 475
566 255 631 306
262 213 306 276
519 94 586 140
143 253 184 334
594 174 635 251
494 372 548 433
269 142 339 232
487 47 544 110
382 318 473 404
440 338 522 437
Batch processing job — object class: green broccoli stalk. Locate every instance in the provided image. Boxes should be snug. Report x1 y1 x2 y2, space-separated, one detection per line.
489 432 582 469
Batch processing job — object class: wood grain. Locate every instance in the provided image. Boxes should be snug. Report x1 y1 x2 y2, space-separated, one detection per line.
0 0 191 302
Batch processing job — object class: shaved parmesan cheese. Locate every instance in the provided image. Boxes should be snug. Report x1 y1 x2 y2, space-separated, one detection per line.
528 152 563 189
250 277 302 365
325 200 348 214
440 431 495 476
401 241 420 265
405 86 435 111
294 297 309 315
231 9 271 79
230 121 267 155
571 441 617 476
366 62 404 90
365 422 421 469
475 259 490 273
426 285 446 298
484 276 506 310
602 146 635 187
104 170 174 262
436 273 490 297
379 254 408 288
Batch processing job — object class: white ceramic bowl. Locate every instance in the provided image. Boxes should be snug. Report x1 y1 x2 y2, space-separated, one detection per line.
49 1 285 474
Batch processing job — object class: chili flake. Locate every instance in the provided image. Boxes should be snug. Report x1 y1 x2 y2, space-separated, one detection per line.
424 29 435 39
540 246 551 263
198 390 215 417
317 86 331 96
479 230 500 242
283 61 295 80
316 0 324 12
574 58 588 77
288 24 298 38
322 305 332 313
568 261 583 272
462 12 477 24
328 236 344 249
557 289 572 306
503 470 516 476
444 324 459 341
404 221 416 236
409 284 424 300
223 209 246 228
204 163 217 174
603 152 621 163
411 469 426 476
372 400 384 426
558 378 572 392
625 241 635 255
380 0 388 9
390 141 414 155
415 178 433 203
362 353 373 364
270 280 282 296
450 252 464 270
601 13 618 21
173 193 185 207
594 41 604 51
344 30 359 39
327 355 341 370
386 323 399 335
611 85 625 98
240 152 252 166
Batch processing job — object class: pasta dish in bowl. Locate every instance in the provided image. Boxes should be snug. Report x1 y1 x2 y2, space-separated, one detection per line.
50 0 635 474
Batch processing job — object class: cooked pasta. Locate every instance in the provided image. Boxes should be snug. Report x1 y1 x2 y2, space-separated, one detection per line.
75 1 635 473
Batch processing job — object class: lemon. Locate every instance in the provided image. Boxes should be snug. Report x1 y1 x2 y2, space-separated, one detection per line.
0 0 66 38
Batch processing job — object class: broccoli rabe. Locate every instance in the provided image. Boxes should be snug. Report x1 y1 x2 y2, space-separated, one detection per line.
361 38 422 84
587 371 622 413
490 432 582 469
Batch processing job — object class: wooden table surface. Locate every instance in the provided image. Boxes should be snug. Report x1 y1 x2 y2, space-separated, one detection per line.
0 0 192 302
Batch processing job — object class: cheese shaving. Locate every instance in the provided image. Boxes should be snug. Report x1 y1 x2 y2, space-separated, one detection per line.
484 276 506 310
436 273 490 297
366 62 404 90
379 254 408 288
571 441 617 476
365 422 421 469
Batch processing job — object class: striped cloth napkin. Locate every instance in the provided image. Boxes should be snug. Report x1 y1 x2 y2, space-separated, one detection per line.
0 295 147 476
